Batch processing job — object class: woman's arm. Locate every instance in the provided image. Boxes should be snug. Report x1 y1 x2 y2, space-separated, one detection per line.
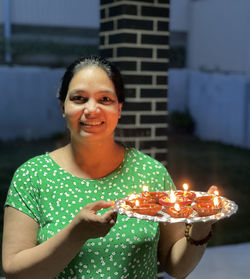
2 201 116 279
158 221 212 279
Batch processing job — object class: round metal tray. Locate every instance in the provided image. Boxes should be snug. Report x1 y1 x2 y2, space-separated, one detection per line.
113 191 238 223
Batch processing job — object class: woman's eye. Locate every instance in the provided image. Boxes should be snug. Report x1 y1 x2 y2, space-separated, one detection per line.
100 96 114 104
71 96 88 103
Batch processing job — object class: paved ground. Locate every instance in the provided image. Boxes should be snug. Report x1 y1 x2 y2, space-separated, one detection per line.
164 242 250 279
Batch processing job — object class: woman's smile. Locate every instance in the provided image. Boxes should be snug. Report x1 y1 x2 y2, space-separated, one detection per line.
79 120 105 132
80 121 104 126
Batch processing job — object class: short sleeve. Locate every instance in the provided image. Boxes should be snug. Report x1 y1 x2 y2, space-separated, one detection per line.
159 165 176 191
5 164 41 222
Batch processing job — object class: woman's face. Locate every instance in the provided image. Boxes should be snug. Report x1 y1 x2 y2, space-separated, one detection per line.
62 66 122 142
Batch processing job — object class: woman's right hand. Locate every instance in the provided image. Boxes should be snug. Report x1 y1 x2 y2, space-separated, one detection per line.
71 200 117 241
2 201 117 279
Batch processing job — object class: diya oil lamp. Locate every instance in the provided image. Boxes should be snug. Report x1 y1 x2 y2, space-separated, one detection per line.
125 193 155 208
174 183 196 201
195 191 222 205
207 185 220 195
126 189 162 216
159 190 193 207
193 195 222 216
140 185 167 203
132 199 162 216
147 192 168 203
164 203 194 218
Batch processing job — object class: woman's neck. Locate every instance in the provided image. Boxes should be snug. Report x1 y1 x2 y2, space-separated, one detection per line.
64 137 125 179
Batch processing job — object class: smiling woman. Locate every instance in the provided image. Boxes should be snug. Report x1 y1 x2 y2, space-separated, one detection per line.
62 66 122 144
2 56 216 279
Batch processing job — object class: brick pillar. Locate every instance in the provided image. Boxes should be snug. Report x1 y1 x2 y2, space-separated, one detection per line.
100 0 169 165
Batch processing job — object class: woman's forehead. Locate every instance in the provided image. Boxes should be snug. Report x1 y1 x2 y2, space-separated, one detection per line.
68 67 115 94
74 64 109 76
71 66 111 82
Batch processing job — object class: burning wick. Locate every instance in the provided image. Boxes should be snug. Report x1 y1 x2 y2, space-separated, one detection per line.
174 203 181 212
128 194 137 200
170 190 177 203
214 190 219 196
183 183 189 195
135 200 140 207
213 196 220 207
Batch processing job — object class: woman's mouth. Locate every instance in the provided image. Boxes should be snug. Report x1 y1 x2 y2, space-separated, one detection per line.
80 121 104 126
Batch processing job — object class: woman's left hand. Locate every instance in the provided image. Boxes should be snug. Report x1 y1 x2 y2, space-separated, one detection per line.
189 220 215 241
70 200 118 241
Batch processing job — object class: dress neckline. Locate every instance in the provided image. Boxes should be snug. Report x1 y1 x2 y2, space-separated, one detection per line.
45 146 130 181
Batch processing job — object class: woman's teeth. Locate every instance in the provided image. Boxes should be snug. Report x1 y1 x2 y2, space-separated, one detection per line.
82 121 103 126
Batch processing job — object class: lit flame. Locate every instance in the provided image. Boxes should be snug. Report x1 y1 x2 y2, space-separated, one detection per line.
174 203 181 211
213 196 220 207
135 200 140 207
214 190 219 196
121 201 126 207
170 190 177 203
128 194 137 200
183 183 189 191
142 185 149 192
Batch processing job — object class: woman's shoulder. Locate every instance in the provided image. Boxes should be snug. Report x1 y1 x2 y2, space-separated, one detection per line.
14 153 52 174
48 145 67 162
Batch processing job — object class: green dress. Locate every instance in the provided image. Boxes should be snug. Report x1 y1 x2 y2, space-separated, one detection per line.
5 147 175 279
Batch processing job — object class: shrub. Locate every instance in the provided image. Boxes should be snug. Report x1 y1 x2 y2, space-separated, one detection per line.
169 110 195 134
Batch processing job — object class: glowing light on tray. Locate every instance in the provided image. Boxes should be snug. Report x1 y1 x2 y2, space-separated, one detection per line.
213 196 220 207
183 183 189 191
174 203 181 211
170 190 177 203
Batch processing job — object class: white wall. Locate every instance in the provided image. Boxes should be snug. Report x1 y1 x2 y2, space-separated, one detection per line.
187 0 250 76
0 66 66 140
188 71 248 148
0 0 100 28
168 69 250 149
168 69 189 113
169 0 189 32
169 0 250 77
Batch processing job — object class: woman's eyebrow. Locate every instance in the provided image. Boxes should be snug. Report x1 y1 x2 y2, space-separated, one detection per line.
68 89 86 95
69 89 116 95
97 90 116 95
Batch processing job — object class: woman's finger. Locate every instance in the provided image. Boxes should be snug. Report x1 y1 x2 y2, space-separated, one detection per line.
102 210 117 224
86 200 114 212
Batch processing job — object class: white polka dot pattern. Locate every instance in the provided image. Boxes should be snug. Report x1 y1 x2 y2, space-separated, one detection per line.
5 147 174 279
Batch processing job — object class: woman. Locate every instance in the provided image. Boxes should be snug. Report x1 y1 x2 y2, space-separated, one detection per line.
2 56 213 279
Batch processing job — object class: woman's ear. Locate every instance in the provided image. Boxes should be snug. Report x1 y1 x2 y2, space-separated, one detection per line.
118 103 123 119
60 101 66 118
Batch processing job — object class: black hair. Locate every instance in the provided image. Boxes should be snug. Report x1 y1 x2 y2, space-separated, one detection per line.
57 56 125 103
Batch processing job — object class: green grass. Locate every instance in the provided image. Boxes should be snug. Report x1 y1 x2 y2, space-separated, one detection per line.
0 139 57 276
0 136 250 275
167 135 250 246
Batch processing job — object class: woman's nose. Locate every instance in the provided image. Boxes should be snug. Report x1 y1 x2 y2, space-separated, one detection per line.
83 100 100 113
